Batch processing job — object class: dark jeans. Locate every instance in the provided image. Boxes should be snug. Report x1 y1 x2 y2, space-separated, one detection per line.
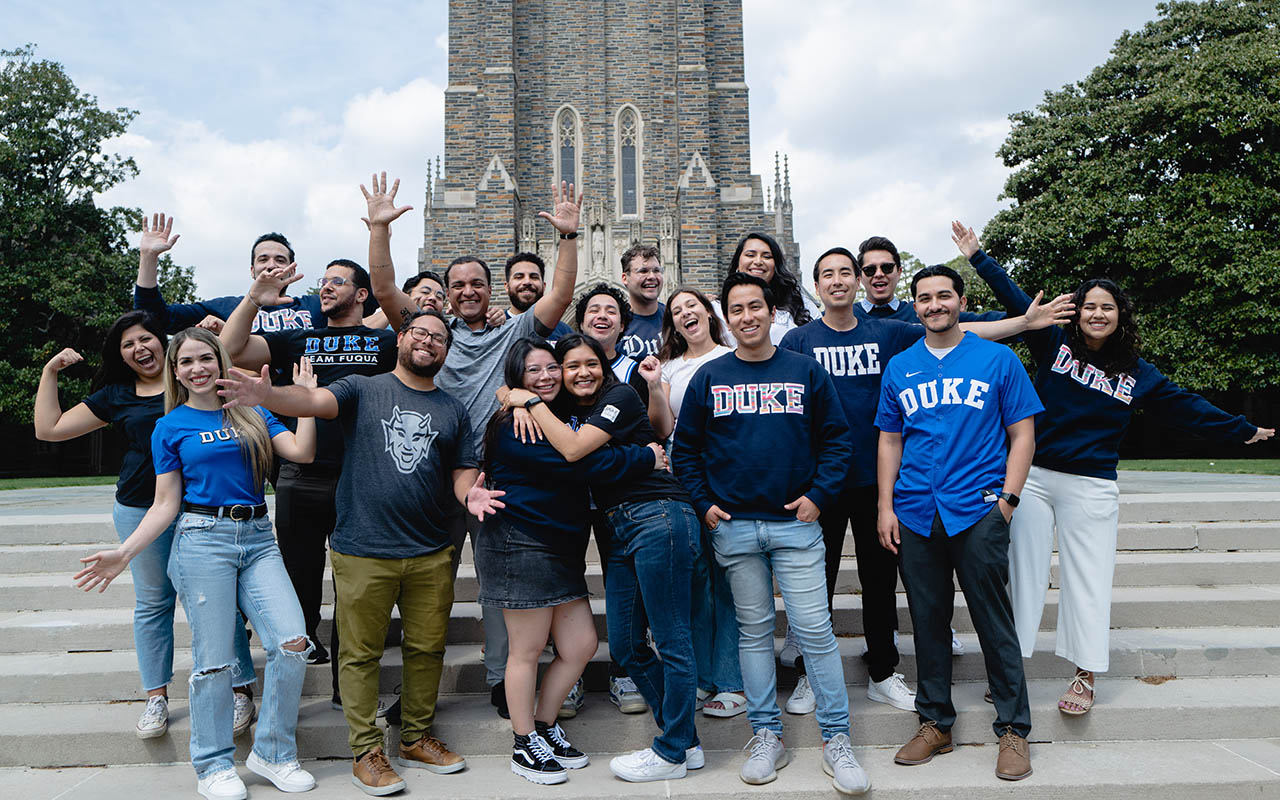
899 507 1031 739
817 485 900 682
691 525 743 693
592 511 640 680
603 499 701 764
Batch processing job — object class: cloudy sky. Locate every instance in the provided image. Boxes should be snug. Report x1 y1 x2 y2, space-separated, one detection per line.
8 0 1160 298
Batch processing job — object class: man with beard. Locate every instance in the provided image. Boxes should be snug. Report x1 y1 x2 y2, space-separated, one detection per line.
217 307 506 795
617 244 666 359
503 252 573 343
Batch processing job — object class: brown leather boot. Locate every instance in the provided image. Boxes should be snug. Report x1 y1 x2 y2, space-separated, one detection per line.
894 721 953 765
399 734 467 774
353 746 406 796
996 727 1033 781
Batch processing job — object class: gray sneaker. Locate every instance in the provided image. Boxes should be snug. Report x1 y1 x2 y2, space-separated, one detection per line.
740 728 790 785
232 692 256 738
823 733 871 795
135 695 168 739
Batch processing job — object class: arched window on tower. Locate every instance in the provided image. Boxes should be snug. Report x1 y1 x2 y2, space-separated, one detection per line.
554 106 581 190
615 105 643 218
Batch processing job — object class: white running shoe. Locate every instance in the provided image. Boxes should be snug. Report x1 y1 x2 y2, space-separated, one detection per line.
246 752 316 793
779 625 801 668
823 733 871 795
686 745 705 769
232 692 256 738
609 676 647 713
197 768 247 800
951 628 965 656
610 747 687 782
740 728 790 785
867 672 917 712
785 674 816 715
135 695 168 739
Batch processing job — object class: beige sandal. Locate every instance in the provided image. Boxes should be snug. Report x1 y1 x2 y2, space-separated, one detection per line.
1058 670 1094 715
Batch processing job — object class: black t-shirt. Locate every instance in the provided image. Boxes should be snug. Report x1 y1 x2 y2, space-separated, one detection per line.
264 324 398 471
82 383 165 508
568 383 692 511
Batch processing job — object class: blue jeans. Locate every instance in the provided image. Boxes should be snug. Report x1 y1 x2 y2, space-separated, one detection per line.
711 518 850 741
113 502 256 692
604 499 701 764
167 512 310 778
691 525 743 693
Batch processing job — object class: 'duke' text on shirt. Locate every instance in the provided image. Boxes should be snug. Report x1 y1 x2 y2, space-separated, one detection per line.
303 335 386 366
813 344 881 376
253 308 314 332
198 427 242 444
711 383 806 417
897 378 990 416
1050 344 1135 405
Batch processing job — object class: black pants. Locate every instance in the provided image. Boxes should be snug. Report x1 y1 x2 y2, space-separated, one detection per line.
816 485 900 682
592 510 641 680
898 507 1031 739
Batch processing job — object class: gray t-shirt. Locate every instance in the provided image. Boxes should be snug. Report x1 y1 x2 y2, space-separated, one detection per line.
435 310 549 453
328 372 477 558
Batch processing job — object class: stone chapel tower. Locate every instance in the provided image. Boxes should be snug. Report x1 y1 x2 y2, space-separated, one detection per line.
418 0 799 302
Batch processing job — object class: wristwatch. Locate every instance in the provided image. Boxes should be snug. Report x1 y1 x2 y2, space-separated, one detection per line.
559 231 578 240
998 491 1020 508
523 396 544 410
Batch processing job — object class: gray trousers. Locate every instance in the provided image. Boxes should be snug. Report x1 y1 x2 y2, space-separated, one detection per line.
450 505 507 687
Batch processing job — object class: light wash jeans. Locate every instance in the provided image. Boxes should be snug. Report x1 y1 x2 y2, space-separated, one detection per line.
167 512 310 778
112 502 255 693
711 517 850 741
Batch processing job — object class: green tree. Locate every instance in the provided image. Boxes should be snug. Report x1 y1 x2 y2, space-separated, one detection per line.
0 45 194 422
982 1 1280 391
896 251 998 313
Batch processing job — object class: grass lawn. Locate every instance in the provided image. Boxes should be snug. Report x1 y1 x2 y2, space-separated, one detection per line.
1118 459 1280 475
0 475 119 490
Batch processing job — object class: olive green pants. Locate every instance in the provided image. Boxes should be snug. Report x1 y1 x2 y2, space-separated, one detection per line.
331 547 454 756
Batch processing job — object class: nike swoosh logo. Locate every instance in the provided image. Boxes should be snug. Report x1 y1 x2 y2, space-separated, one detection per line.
906 371 923 377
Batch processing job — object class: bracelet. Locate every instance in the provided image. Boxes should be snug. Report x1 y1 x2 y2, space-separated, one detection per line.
559 231 578 240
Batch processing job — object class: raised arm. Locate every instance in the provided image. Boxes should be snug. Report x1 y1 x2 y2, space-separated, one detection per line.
531 181 584 331
216 364 340 420
135 212 180 290
34 349 108 441
960 290 1075 341
220 265 303 369
361 172 418 332
638 356 674 439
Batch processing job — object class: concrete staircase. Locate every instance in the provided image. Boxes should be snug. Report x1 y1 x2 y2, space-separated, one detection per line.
1 487 1278 798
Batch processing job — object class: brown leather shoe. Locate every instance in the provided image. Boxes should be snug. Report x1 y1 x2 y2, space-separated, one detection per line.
353 746 406 796
894 721 953 765
996 727 1033 781
399 734 467 774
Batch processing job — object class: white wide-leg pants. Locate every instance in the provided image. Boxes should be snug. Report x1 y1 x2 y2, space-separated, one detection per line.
1009 465 1120 672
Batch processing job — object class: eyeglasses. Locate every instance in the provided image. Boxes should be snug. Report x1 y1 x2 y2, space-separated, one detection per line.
860 262 897 278
628 266 664 277
525 364 562 377
318 276 351 288
403 326 448 346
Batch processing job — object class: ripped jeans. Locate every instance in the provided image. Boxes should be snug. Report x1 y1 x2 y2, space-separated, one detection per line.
168 512 310 778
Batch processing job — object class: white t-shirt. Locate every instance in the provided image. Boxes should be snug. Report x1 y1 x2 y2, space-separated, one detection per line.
661 345 733 421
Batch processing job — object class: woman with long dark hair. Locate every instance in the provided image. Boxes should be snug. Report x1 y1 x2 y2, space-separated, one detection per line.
35 311 257 742
721 232 821 344
479 337 665 785
74 327 318 800
953 221 1274 716
502 333 703 783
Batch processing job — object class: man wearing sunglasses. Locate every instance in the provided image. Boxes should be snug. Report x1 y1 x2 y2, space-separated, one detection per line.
853 236 1005 325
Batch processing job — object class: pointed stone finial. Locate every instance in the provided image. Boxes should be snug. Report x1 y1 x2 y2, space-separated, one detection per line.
774 151 781 190
784 154 791 203
766 185 772 212
436 155 442 183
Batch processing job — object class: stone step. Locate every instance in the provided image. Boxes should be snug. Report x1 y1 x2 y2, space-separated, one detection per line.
3 737 1279 799
1117 493 1280 524
6 627 1278 705
3 584 1277 654
2 676 1277 768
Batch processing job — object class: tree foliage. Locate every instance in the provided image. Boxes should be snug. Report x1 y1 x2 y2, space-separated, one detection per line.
0 45 194 423
983 0 1280 391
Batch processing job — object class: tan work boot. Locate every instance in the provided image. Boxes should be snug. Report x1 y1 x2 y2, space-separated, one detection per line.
894 721 953 765
352 746 406 796
399 734 467 774
996 727 1033 781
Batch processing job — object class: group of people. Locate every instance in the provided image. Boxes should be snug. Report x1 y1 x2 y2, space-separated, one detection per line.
39 172 1272 799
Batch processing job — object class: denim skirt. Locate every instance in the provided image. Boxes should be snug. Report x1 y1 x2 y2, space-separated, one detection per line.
474 516 589 609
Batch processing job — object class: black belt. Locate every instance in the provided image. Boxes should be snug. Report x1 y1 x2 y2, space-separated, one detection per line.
182 502 268 521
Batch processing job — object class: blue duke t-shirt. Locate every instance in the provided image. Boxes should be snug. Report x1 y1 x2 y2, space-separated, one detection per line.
152 405 286 505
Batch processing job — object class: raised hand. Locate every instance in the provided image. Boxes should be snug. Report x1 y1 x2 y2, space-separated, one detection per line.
360 171 413 229
951 220 980 259
1023 290 1076 329
538 180 583 236
248 264 304 307
195 315 225 335
74 548 129 593
638 355 662 386
465 472 507 521
140 213 180 257
43 348 84 373
293 356 318 390
216 364 271 409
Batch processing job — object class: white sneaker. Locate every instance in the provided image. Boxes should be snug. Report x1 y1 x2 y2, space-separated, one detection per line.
609 676 647 714
740 728 790 785
246 752 316 793
951 628 964 656
823 733 871 795
232 692 256 738
610 747 687 782
779 625 800 668
558 678 585 719
785 674 816 714
197 768 247 800
867 673 916 712
686 745 705 770
135 695 168 739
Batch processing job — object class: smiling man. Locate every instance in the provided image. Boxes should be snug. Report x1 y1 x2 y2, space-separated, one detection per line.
618 244 666 359
503 252 573 342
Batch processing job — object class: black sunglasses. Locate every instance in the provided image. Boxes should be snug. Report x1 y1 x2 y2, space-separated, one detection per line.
860 262 897 278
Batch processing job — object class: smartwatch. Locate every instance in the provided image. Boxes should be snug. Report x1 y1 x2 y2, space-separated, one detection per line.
523 396 544 410
998 491 1020 508
559 231 579 240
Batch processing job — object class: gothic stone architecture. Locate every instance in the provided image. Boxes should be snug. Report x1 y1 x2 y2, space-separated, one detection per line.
418 0 799 303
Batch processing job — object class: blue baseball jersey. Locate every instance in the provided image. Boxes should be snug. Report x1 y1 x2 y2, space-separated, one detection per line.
875 332 1043 536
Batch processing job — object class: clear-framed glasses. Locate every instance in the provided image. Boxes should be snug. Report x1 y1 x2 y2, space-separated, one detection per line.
403 326 448 346
318 276 351 288
525 364 562 378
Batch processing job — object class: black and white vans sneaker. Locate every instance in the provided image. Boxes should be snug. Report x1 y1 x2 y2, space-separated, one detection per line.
535 720 590 769
511 732 567 785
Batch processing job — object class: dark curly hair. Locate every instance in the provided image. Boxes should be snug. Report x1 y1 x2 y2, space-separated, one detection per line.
92 311 168 391
730 232 811 326
573 282 633 334
1065 278 1141 377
